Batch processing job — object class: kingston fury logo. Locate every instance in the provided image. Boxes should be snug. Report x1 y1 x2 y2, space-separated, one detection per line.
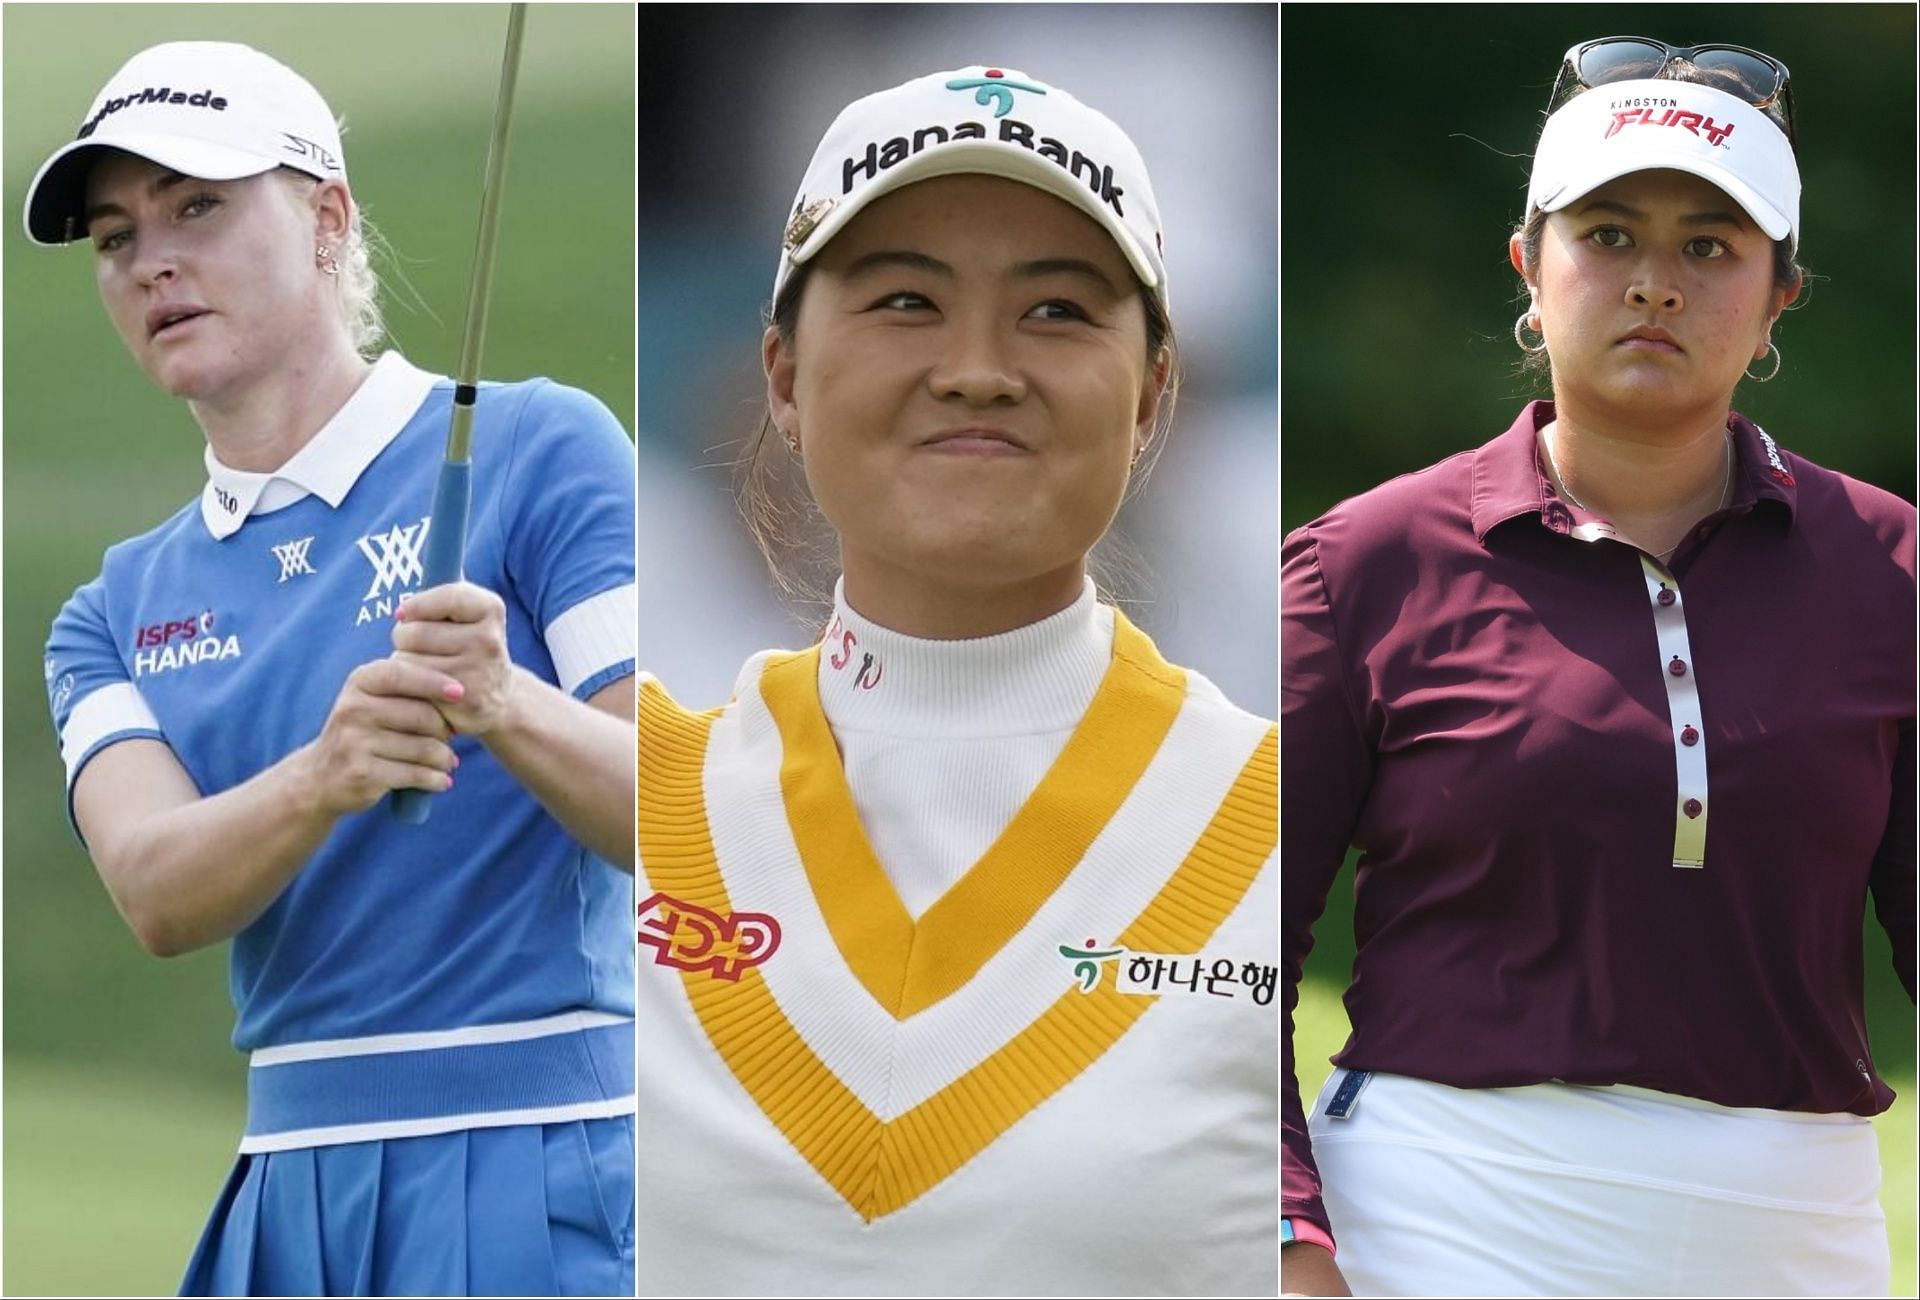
1604 107 1735 146
945 69 1046 119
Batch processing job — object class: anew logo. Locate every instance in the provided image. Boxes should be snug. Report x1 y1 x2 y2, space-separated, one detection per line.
131 609 240 677
272 536 317 583
638 893 782 981
1604 106 1735 146
49 659 75 715
354 517 430 625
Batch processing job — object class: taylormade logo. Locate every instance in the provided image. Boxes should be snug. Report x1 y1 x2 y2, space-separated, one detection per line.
77 86 229 140
842 117 1127 217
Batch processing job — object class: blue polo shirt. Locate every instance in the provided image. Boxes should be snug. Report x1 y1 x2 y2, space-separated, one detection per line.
46 352 636 1151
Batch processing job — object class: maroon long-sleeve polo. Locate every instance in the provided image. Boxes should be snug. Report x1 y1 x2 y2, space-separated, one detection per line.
1282 401 1915 1243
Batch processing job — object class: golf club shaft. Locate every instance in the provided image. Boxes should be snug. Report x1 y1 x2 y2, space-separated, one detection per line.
393 2 528 824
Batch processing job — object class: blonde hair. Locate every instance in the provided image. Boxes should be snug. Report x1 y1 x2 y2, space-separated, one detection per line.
335 205 385 357
277 168 386 357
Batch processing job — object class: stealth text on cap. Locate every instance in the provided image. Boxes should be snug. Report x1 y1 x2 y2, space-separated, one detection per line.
77 86 229 140
842 117 1127 217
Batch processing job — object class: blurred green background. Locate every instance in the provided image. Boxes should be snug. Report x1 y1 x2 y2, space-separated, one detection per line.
2 5 633 1294
1284 7 1916 1294
1283 3 1915 527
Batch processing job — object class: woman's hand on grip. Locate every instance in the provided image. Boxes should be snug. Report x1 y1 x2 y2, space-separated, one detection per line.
391 582 516 736
302 657 460 814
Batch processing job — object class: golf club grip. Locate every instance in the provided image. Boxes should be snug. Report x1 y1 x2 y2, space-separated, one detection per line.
391 456 474 824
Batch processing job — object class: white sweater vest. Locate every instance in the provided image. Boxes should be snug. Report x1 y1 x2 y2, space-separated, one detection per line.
638 595 1277 1296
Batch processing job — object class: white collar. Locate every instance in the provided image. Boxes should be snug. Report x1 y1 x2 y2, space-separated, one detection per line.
199 351 441 540
817 576 1112 739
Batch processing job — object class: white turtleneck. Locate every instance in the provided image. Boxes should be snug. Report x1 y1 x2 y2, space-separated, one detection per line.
815 576 1114 919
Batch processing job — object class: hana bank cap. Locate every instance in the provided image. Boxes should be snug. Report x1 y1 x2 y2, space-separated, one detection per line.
1527 77 1799 248
25 41 345 247
774 65 1168 309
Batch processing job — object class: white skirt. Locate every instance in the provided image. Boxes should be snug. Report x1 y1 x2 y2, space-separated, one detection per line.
1306 1069 1889 1297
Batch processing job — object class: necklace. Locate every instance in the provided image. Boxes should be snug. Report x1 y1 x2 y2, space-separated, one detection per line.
1543 427 1732 563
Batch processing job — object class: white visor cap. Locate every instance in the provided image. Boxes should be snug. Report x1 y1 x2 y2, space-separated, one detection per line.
1527 78 1799 246
774 65 1166 308
25 41 345 247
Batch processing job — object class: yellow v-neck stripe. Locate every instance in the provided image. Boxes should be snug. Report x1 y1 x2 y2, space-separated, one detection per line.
758 612 1187 1020
638 677 1278 1222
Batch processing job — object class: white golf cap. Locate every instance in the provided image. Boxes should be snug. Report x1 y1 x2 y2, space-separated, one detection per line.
1527 78 1799 247
774 65 1166 306
25 41 345 247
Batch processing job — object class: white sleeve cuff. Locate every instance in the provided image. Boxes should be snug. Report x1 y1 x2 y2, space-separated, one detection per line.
544 583 637 695
60 682 161 785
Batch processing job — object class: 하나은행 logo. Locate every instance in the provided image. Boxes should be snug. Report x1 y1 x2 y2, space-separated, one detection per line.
945 68 1047 119
638 893 782 981
1060 937 1127 992
1059 936 1280 1006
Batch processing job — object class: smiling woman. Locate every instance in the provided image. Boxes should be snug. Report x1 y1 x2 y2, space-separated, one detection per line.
768 173 1161 638
637 65 1277 1297
1282 35 1915 1299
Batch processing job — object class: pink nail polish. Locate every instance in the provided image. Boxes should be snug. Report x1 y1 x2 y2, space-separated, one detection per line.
443 772 455 791
443 681 465 701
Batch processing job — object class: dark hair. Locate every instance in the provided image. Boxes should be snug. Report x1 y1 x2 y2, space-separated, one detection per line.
735 258 1181 620
1547 59 1798 150
1514 64 1807 382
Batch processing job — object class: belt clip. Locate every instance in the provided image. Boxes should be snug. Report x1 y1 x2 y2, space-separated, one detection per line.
1325 1068 1372 1120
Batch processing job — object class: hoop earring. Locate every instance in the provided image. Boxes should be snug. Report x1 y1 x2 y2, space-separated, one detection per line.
1513 310 1547 355
316 245 340 277
1745 341 1781 383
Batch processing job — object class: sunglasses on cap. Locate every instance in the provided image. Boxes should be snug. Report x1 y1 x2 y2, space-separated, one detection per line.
1549 37 1796 147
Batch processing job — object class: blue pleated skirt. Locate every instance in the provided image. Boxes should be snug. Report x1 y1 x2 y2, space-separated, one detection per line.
179 1116 634 1296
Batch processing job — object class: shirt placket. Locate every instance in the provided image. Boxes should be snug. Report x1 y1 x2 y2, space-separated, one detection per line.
1638 555 1708 868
